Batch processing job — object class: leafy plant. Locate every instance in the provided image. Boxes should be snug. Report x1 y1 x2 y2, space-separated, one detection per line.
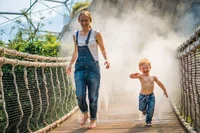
0 40 4 47
5 10 60 57
71 1 90 17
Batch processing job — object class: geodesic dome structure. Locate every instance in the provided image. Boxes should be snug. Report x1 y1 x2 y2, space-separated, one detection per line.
0 0 90 42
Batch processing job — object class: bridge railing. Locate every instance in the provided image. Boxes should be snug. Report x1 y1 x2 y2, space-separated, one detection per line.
0 47 78 133
177 26 200 133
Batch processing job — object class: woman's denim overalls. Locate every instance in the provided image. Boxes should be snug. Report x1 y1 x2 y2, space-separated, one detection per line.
139 93 155 123
74 29 100 120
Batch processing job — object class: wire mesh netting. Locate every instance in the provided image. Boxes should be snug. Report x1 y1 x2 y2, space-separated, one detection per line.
0 51 77 133
177 26 200 133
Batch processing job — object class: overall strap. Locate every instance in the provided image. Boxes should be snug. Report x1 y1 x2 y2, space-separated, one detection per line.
76 29 92 45
85 29 92 45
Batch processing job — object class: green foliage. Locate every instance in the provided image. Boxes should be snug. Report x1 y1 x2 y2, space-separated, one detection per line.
8 34 60 57
3 11 61 57
6 33 60 57
71 1 90 17
0 40 4 47
187 115 192 124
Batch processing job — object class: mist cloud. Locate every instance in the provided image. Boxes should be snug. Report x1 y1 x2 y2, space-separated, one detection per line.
60 0 197 117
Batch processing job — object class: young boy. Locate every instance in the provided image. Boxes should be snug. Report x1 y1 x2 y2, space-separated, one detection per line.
129 58 168 126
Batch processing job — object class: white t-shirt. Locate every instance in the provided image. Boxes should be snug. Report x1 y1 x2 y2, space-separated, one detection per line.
73 29 99 61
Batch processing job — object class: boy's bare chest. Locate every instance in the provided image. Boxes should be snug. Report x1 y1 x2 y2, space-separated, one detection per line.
140 76 154 84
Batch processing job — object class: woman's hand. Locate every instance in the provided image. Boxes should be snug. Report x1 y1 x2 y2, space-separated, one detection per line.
67 65 72 75
104 60 110 69
164 91 168 98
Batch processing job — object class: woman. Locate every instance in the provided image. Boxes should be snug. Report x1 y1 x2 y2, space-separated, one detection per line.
67 10 110 128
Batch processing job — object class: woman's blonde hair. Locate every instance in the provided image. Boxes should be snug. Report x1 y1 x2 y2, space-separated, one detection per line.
139 58 151 67
78 10 92 28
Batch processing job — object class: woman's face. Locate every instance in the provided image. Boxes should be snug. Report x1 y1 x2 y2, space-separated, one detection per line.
79 14 90 28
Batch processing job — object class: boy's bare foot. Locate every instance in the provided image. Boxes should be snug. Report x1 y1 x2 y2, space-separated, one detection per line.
89 120 96 129
80 113 88 126
146 122 152 127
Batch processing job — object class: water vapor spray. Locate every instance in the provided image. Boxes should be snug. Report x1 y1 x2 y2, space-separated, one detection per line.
60 0 198 121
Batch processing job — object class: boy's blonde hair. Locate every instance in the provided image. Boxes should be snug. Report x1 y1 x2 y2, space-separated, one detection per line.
139 58 151 67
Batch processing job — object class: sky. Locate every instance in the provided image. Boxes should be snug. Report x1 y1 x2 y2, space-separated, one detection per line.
0 0 88 42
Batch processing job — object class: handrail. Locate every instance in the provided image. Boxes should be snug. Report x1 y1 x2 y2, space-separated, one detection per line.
0 51 76 133
0 57 68 67
176 25 200 133
34 106 79 133
177 26 200 58
0 47 70 62
177 26 200 52
177 39 200 58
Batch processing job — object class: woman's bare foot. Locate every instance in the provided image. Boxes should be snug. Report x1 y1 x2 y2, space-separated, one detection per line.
89 120 96 129
80 113 88 126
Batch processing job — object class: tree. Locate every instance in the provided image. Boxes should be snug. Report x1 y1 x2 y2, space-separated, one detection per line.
71 1 91 17
6 10 60 57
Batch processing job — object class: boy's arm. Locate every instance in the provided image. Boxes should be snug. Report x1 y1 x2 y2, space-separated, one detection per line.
129 73 140 79
153 76 168 98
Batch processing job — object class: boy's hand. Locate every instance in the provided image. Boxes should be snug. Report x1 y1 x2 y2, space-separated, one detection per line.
164 91 168 98
104 60 110 69
130 73 140 78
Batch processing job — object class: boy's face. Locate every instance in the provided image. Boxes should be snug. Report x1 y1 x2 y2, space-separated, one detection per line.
139 64 151 76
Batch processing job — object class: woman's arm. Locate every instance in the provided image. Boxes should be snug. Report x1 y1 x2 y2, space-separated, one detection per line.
66 35 78 75
96 31 110 69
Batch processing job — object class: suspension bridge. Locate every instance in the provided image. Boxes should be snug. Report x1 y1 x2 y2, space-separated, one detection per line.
0 26 200 132
1 0 200 133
